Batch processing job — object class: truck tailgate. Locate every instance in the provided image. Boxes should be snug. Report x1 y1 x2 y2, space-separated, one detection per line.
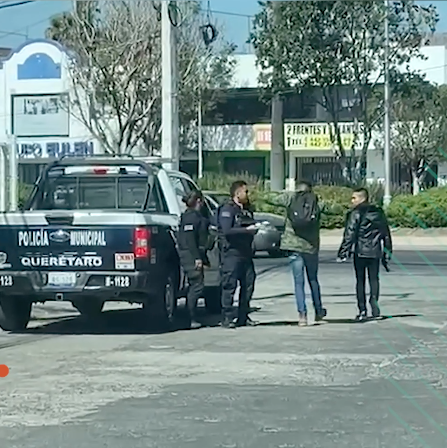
0 211 176 273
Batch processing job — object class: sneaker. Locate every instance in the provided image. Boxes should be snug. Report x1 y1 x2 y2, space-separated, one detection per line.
355 311 368 322
315 308 327 322
221 317 236 329
298 312 308 327
370 299 381 318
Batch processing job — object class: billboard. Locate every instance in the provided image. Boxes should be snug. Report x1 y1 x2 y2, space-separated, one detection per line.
253 122 364 151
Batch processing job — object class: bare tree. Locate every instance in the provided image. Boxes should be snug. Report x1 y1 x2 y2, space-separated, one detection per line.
47 0 235 155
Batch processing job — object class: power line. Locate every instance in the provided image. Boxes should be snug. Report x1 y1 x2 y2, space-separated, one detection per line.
204 9 254 19
0 1 35 10
0 16 49 41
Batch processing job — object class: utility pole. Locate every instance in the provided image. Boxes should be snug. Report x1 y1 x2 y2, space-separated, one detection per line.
269 1 285 191
197 97 203 178
270 95 285 191
0 144 6 211
161 1 180 171
383 0 392 208
9 135 17 211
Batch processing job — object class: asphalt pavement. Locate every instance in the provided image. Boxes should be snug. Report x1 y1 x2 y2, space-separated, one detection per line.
1 250 447 447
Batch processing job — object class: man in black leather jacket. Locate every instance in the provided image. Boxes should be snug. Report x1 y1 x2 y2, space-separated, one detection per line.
338 188 392 321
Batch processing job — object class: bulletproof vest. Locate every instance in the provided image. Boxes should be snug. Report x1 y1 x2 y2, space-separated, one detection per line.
218 201 255 256
235 207 256 228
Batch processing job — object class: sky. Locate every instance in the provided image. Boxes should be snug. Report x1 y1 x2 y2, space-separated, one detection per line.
0 0 447 53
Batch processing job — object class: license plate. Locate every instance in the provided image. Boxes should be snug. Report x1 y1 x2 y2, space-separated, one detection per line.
0 275 13 287
105 276 130 288
48 272 76 287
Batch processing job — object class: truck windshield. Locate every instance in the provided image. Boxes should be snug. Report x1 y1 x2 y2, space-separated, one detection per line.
31 168 158 211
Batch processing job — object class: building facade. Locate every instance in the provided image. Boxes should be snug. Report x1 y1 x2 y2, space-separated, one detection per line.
0 39 103 184
202 39 447 187
1 37 447 188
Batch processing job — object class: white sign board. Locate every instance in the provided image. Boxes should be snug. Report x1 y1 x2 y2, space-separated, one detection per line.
12 93 69 137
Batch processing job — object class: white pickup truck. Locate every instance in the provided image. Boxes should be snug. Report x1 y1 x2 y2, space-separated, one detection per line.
0 157 221 331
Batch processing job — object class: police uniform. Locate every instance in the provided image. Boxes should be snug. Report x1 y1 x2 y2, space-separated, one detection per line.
217 200 257 326
178 208 209 323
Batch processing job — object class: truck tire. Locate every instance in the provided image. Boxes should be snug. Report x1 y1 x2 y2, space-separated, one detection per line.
0 298 32 331
143 271 178 328
204 286 222 315
73 300 104 318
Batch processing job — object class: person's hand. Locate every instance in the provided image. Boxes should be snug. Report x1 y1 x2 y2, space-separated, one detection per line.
195 259 203 270
246 225 258 234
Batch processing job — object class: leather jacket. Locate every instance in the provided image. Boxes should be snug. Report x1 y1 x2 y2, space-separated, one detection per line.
338 203 392 259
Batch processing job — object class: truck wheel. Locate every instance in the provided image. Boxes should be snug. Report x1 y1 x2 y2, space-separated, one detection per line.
143 272 178 328
0 298 32 331
204 286 222 315
73 300 104 318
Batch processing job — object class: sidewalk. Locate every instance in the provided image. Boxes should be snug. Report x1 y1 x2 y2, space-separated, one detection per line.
321 228 447 251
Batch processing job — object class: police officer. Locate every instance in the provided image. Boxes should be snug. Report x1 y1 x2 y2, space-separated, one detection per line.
177 190 210 329
217 180 258 329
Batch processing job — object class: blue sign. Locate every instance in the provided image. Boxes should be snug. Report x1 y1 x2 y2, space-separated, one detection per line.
17 141 95 158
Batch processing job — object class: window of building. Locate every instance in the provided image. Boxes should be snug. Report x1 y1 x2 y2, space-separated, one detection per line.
223 157 265 178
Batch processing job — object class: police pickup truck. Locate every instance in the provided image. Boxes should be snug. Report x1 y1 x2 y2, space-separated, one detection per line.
0 157 221 331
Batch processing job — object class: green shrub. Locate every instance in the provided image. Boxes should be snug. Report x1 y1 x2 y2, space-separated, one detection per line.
196 172 265 194
196 172 447 228
387 187 447 228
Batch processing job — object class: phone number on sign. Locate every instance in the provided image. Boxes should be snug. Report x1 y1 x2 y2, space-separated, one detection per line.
304 136 354 149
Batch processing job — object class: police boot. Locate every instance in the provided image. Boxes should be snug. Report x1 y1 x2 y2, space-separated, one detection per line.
189 312 202 330
238 315 259 327
221 316 236 329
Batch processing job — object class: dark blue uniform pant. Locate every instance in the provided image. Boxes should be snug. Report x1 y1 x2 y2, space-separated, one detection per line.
180 252 204 317
220 254 256 321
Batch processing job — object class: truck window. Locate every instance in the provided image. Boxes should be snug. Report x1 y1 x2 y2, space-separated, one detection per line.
169 176 187 212
174 176 211 220
31 170 162 211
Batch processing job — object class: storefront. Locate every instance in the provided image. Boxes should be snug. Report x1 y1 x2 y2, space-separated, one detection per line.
0 39 102 184
202 121 375 185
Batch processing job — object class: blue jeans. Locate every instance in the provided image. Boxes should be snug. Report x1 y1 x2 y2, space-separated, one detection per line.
289 252 323 316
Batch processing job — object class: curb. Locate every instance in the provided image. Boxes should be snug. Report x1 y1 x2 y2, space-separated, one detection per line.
321 243 447 252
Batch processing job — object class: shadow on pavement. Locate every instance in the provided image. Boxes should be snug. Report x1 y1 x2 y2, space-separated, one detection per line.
253 292 412 301
253 293 293 301
258 314 421 327
323 313 421 324
15 307 224 336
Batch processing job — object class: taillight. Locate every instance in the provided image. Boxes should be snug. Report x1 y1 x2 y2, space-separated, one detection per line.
93 168 108 175
133 227 151 258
